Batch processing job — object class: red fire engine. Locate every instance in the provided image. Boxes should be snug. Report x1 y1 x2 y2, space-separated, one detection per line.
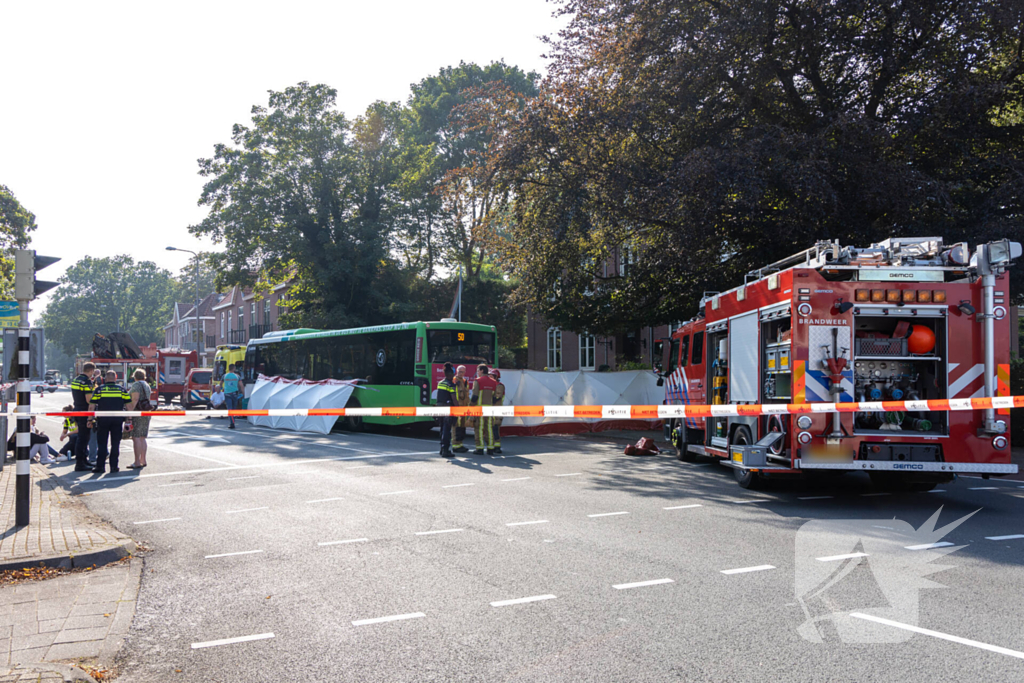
156 348 199 404
664 237 1020 490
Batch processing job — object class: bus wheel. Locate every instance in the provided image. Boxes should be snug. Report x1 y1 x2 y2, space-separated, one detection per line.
730 425 760 489
342 397 363 432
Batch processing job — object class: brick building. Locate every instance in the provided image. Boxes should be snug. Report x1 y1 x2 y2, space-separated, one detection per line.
164 284 291 366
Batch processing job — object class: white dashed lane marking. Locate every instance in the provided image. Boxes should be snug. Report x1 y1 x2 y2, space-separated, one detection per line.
225 507 269 514
501 477 531 482
306 497 344 504
613 578 674 590
798 496 834 500
816 552 869 562
442 483 476 488
555 473 582 477
318 538 368 546
205 550 264 559
663 504 702 510
968 487 999 491
721 565 776 575
352 612 425 626
850 613 1024 660
191 632 275 649
588 512 629 518
226 476 260 481
133 517 182 525
415 529 464 536
985 534 1024 541
905 542 955 551
378 490 415 496
506 520 549 527
490 595 557 607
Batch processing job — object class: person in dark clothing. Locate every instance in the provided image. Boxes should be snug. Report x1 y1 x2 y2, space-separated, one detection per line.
70 363 96 471
436 363 457 458
88 371 131 474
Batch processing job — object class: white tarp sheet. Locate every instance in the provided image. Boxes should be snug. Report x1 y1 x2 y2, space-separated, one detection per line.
246 377 357 434
498 370 662 427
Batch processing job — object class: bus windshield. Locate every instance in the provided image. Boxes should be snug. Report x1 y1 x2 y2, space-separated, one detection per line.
427 330 495 366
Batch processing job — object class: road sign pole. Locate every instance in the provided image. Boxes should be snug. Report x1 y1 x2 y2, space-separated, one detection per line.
15 301 30 526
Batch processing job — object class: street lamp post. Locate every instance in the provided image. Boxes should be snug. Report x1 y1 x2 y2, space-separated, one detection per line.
166 247 203 360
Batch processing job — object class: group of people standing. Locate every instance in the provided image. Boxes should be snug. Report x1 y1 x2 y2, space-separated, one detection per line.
437 363 506 458
69 362 153 474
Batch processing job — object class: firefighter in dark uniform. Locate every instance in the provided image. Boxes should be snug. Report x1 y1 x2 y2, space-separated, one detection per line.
88 370 131 473
70 362 96 472
436 363 457 458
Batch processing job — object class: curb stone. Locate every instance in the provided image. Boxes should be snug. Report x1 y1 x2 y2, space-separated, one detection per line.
0 662 97 682
0 541 136 573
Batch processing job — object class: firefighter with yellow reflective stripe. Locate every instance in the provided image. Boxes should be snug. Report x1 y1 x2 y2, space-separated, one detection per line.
472 364 497 455
491 368 505 454
70 362 96 471
451 365 470 453
88 371 131 473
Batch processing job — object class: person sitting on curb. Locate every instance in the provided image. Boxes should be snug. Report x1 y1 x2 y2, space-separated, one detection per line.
207 384 226 419
58 407 79 461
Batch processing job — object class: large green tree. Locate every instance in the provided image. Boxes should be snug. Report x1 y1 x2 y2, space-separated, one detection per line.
0 185 37 298
481 0 1024 333
40 255 176 356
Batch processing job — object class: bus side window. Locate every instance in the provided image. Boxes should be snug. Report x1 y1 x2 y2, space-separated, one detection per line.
679 335 690 368
668 340 680 373
691 331 704 366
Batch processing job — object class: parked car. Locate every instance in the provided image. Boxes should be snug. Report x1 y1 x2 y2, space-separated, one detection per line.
180 368 214 409
30 379 58 394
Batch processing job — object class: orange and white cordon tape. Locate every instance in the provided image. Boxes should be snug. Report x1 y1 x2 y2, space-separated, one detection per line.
25 395 1024 419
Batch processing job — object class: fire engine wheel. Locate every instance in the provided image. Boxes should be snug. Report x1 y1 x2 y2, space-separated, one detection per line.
674 421 697 462
730 425 761 489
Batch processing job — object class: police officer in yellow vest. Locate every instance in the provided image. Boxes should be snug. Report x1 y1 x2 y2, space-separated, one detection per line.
88 371 131 473
70 363 96 471
436 363 457 458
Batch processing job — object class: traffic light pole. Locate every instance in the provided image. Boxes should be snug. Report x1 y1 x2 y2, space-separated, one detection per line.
15 301 30 526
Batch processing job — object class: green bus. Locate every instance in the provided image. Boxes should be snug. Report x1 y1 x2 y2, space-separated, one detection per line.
242 320 498 428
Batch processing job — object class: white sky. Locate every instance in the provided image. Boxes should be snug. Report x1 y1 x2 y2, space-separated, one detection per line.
1 1 565 323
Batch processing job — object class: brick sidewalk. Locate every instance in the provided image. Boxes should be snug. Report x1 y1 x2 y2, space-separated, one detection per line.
0 462 134 569
0 557 142 678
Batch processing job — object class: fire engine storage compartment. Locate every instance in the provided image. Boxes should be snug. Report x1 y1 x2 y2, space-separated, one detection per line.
851 309 947 436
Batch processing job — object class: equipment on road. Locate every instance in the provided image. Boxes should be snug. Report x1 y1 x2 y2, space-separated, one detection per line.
660 237 1020 490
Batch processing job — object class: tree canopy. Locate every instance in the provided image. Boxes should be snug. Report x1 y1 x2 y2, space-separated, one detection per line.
0 184 37 299
40 255 177 356
478 0 1024 333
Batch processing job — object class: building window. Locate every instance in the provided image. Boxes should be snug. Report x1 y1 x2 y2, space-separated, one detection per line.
220 313 225 339
546 327 562 369
237 306 243 330
580 334 596 371
618 243 638 277
250 302 256 322
263 299 270 325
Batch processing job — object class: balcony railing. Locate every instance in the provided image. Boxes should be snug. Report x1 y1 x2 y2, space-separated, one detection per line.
249 323 274 340
228 329 248 344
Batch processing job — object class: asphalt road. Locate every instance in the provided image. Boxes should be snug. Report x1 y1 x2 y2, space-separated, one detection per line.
29 391 1024 682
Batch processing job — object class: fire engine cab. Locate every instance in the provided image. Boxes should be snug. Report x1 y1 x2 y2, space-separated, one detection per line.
664 237 1020 490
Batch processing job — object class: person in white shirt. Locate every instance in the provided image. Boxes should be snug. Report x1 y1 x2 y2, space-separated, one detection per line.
207 385 226 419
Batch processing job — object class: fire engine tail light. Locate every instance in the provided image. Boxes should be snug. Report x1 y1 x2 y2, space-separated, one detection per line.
886 290 901 303
797 431 813 445
902 289 916 303
916 290 931 303
933 290 946 303
871 289 885 302
993 435 1008 451
796 415 812 430
855 290 870 302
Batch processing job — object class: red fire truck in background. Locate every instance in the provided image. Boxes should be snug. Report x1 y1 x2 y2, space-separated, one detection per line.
156 348 199 404
664 237 1020 490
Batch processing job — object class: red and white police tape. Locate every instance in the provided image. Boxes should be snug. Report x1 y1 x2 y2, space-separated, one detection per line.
16 395 1024 419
